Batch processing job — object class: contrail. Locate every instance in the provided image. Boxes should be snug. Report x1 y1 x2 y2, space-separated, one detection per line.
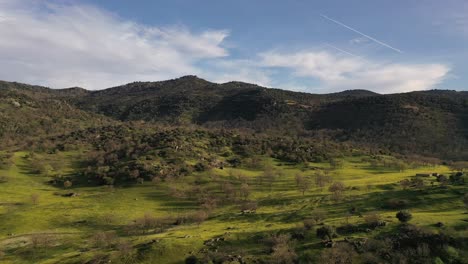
320 14 402 54
324 43 367 61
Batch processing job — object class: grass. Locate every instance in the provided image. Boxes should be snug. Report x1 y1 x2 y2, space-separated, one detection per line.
0 151 466 263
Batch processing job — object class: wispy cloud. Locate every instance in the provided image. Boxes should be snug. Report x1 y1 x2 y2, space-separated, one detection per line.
259 50 449 93
321 14 403 53
0 0 228 89
0 0 451 94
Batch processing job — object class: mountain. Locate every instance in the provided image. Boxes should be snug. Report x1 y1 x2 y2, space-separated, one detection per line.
0 81 113 146
1 76 467 159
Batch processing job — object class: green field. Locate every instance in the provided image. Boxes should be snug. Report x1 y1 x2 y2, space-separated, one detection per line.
0 150 466 264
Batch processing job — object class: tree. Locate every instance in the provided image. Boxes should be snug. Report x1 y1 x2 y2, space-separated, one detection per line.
413 177 425 189
193 210 208 226
364 213 383 228
240 183 251 200
316 225 335 241
31 193 40 205
63 180 73 188
450 161 468 172
329 159 344 170
310 209 326 224
271 242 297 264
463 193 468 211
262 166 277 191
295 174 311 196
319 243 356 264
185 255 200 264
436 175 448 186
267 234 297 264
221 181 236 201
400 179 411 190
396 210 412 223
315 171 330 192
329 181 346 201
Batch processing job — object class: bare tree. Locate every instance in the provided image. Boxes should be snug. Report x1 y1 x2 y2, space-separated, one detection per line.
262 167 277 191
329 181 346 201
221 181 236 201
315 171 331 192
193 210 208 227
63 180 73 188
310 209 326 224
295 174 312 196
240 183 251 200
31 193 40 205
319 243 356 264
400 179 411 190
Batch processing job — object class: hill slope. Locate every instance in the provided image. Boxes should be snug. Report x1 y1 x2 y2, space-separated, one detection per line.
1 77 467 159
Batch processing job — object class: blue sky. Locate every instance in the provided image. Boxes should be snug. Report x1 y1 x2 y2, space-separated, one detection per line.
0 0 466 93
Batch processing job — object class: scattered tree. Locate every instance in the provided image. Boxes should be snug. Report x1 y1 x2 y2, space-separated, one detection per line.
463 193 468 211
63 180 72 188
31 193 40 205
240 183 251 200
396 210 412 223
295 174 312 196
319 243 356 264
316 225 336 241
193 210 208 227
329 181 346 201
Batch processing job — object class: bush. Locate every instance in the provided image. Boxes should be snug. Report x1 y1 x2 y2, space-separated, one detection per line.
185 255 200 264
316 226 336 241
0 175 8 183
63 180 72 188
385 198 409 209
303 218 315 230
364 213 384 228
319 243 356 264
90 231 117 248
396 210 412 223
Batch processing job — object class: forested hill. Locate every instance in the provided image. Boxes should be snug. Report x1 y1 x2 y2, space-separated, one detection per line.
1 76 467 160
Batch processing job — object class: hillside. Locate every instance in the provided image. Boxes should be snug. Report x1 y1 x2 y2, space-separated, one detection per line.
0 77 467 264
0 81 113 147
1 76 467 160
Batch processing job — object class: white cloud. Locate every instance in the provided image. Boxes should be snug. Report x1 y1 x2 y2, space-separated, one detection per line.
259 50 449 93
202 59 273 87
0 0 228 89
0 0 452 94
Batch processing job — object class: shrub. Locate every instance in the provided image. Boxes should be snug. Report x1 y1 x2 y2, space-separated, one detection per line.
310 209 326 224
319 243 356 264
185 255 200 264
63 180 72 188
90 231 117 248
329 182 346 200
192 210 208 226
30 233 54 248
31 193 40 205
364 213 383 228
396 210 412 223
316 226 336 241
385 198 409 209
303 218 315 230
0 175 8 183
266 234 297 264
463 193 468 210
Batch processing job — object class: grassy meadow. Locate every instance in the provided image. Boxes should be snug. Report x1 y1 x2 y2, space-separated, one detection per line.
0 151 466 263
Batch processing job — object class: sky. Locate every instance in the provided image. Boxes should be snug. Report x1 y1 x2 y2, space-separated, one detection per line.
0 0 467 93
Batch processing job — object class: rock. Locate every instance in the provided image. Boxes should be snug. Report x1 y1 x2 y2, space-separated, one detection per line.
62 192 78 197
